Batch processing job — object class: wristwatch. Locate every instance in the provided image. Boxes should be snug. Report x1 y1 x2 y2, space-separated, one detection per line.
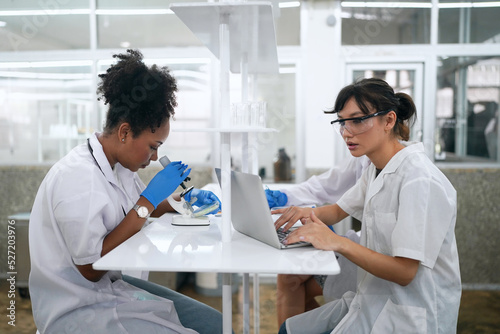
133 204 150 219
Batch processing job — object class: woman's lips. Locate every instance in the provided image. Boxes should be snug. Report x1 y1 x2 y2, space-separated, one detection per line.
346 142 358 150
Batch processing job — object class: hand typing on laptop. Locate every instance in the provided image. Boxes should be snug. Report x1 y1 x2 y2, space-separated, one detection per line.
272 206 314 232
215 168 312 249
272 214 309 246
273 208 338 249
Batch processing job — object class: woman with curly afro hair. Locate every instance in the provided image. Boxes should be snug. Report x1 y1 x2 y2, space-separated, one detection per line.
29 49 223 333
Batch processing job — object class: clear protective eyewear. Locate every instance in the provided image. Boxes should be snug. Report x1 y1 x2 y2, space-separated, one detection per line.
330 109 392 135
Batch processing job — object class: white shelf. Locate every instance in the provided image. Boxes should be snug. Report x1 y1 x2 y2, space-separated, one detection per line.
170 3 279 332
170 2 279 74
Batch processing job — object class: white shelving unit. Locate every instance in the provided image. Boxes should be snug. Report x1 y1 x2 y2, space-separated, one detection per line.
170 2 279 333
171 2 279 75
37 99 93 163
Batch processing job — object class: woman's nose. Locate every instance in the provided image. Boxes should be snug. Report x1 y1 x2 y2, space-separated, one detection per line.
151 150 159 161
342 126 354 138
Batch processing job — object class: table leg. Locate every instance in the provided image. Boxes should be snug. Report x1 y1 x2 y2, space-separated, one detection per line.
243 273 250 334
253 273 260 334
222 273 233 334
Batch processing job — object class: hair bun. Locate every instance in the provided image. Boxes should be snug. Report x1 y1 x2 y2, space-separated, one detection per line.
395 92 416 122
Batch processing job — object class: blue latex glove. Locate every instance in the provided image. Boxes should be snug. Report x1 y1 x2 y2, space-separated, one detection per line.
265 189 288 208
141 161 191 209
184 189 221 214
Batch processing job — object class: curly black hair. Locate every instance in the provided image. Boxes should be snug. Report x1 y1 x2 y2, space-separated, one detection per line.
97 49 177 137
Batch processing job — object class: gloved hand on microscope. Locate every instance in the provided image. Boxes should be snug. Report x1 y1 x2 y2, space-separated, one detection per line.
183 188 221 215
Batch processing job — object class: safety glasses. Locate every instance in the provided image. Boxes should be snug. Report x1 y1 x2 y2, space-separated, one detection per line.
330 109 392 135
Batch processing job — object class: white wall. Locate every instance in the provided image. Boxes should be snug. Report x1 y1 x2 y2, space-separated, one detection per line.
301 1 350 170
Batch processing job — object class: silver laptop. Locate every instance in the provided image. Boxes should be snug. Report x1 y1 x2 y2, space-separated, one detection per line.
215 168 311 249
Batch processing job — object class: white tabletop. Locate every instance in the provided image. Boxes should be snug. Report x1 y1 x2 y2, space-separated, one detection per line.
93 213 340 276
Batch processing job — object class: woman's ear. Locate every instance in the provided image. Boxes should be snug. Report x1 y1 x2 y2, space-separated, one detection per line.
385 110 398 131
117 123 131 143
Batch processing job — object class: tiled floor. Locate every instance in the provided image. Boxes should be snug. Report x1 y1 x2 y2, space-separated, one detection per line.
1 278 500 334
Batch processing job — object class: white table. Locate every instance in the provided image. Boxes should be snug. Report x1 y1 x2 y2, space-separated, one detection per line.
93 213 340 333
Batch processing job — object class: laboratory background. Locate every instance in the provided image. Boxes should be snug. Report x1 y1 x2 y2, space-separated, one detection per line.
0 0 499 332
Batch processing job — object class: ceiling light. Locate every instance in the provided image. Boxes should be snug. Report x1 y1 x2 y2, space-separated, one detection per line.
279 67 296 74
0 21 6 27
341 1 500 9
95 9 173 15
0 9 89 16
0 8 175 16
0 71 91 80
471 1 500 7
439 2 500 8
438 3 472 8
0 60 93 69
279 1 300 9
341 2 432 8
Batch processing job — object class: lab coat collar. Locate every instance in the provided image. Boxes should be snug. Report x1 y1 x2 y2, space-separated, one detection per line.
88 132 139 213
366 141 423 201
87 132 119 186
381 141 423 175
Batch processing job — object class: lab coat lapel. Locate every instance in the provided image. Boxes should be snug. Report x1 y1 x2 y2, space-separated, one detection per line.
88 133 131 212
364 142 417 203
88 133 118 186
365 165 383 203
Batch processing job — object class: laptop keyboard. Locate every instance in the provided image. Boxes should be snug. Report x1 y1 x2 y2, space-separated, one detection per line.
276 228 309 246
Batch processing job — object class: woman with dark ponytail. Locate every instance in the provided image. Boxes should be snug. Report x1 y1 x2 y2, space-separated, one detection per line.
331 77 416 142
274 78 461 333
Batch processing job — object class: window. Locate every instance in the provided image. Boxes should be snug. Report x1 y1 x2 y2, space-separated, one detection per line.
435 56 500 162
96 0 202 49
0 57 213 164
341 1 431 45
0 0 90 51
439 1 500 44
0 62 93 163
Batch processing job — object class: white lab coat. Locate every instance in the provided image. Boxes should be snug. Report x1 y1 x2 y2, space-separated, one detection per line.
286 142 461 334
283 155 371 206
29 133 196 334
281 155 370 301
